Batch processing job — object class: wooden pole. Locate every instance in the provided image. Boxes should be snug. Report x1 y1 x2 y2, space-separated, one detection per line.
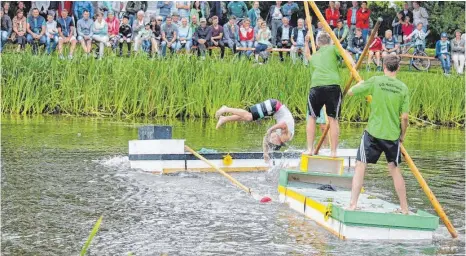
303 1 316 53
308 1 457 238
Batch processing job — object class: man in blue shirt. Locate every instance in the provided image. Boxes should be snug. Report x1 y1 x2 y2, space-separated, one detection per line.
26 8 47 54
73 1 93 21
57 8 77 59
290 19 308 65
281 1 299 26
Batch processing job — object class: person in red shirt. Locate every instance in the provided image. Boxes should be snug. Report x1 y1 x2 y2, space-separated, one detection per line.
325 1 340 29
401 16 414 44
368 31 382 71
356 1 371 40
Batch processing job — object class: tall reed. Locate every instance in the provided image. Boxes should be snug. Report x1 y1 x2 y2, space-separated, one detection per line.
2 54 464 126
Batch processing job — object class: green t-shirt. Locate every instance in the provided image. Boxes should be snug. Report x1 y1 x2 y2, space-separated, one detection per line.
350 76 410 141
310 45 342 88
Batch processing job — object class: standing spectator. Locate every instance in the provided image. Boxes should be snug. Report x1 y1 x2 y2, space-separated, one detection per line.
30 1 50 19
48 1 59 19
92 12 110 59
11 9 27 52
77 9 93 57
392 12 403 44
290 18 308 65
156 2 172 22
382 30 399 57
150 16 162 57
0 7 11 53
276 17 292 61
325 1 340 29
346 1 359 48
254 21 271 63
400 2 413 22
14 2 30 19
335 1 342 20
412 1 428 32
347 28 365 61
190 14 199 32
356 1 370 40
282 1 299 27
239 17 254 57
57 8 77 59
161 16 178 57
110 1 122 19
176 17 192 52
268 1 283 47
405 23 429 50
190 1 210 22
126 1 147 25
145 1 158 22
3 2 11 18
176 1 191 19
136 22 152 54
27 8 47 54
401 16 414 43
172 12 181 26
45 11 58 55
436 32 451 76
333 19 348 49
223 15 239 54
209 1 223 26
451 30 465 75
132 10 145 51
119 15 132 57
73 1 93 21
247 1 261 28
193 17 211 59
227 1 247 23
368 31 382 71
106 11 120 51
209 16 224 59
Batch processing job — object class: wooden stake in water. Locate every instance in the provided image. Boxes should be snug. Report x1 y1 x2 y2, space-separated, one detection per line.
308 0 458 239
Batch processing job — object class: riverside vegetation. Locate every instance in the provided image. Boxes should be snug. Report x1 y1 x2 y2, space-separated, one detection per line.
2 53 464 126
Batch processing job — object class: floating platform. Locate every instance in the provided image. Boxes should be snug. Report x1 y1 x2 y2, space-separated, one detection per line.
278 170 439 240
128 126 357 173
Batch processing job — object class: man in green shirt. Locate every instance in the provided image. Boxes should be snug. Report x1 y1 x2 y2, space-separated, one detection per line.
304 32 352 157
347 55 410 214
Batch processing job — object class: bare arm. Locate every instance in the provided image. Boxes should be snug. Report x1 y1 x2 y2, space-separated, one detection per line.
304 34 311 61
400 113 409 143
262 133 270 162
267 121 288 136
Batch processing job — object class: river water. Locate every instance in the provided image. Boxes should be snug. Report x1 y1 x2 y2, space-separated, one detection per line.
1 116 464 255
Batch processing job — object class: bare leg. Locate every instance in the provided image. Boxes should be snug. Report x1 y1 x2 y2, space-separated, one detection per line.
320 124 329 148
349 161 367 210
216 115 243 129
328 117 339 157
70 40 77 55
215 106 253 121
375 51 381 66
305 117 316 155
388 162 409 214
80 40 87 52
58 38 64 54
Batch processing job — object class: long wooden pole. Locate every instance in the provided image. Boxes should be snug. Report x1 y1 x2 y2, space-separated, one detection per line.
303 1 316 53
308 1 457 238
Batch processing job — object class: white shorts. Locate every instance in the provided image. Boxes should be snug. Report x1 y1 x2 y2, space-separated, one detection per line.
59 36 77 42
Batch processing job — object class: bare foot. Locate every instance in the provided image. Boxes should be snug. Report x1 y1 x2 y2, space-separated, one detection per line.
216 116 226 129
303 149 314 156
215 105 227 118
346 205 359 211
330 151 337 158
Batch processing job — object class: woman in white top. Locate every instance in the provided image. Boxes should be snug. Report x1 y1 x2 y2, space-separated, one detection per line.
92 12 110 59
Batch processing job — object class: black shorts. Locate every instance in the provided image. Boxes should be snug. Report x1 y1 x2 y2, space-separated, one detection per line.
307 85 342 119
248 99 281 121
356 130 402 166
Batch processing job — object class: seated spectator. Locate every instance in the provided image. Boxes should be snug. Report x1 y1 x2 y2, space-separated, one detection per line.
92 12 110 59
45 11 59 55
315 21 323 41
209 16 225 59
27 8 47 55
401 16 414 43
190 14 199 32
119 15 132 57
451 30 465 75
247 1 261 28
11 9 27 52
368 31 382 71
77 10 93 57
227 1 248 23
172 12 181 26
190 1 210 22
193 17 211 59
382 30 399 57
157 2 174 22
347 28 365 61
435 32 451 76
0 7 12 53
392 12 403 44
254 17 264 36
405 22 429 50
254 21 271 63
137 23 152 54
333 19 348 49
290 18 308 65
223 15 239 54
176 1 191 19
161 16 178 57
132 10 146 52
177 17 193 53
276 17 292 62
239 18 254 57
150 16 162 57
57 8 77 59
106 11 120 51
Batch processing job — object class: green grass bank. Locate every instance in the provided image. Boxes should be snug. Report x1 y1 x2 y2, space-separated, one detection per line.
2 53 464 126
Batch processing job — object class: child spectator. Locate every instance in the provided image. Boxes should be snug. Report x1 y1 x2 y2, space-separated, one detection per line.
119 15 132 57
348 28 365 61
401 16 414 43
436 32 451 76
405 22 430 51
369 31 382 71
382 29 399 57
137 22 152 54
106 11 120 51
45 11 58 54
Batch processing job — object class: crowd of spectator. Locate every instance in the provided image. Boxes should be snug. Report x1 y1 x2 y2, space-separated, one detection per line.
0 1 464 74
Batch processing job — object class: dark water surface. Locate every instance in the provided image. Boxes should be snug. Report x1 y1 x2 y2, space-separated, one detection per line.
1 116 464 255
